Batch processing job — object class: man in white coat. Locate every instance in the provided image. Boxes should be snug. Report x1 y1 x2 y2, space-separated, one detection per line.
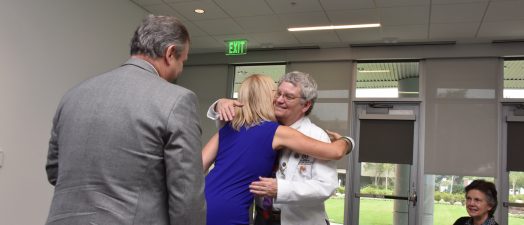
208 71 354 225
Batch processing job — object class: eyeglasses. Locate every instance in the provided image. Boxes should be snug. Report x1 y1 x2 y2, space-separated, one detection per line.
274 91 303 101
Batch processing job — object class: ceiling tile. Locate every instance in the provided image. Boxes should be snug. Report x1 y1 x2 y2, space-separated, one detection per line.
375 0 430 7
214 0 274 17
431 2 488 23
278 12 330 27
432 0 489 4
320 0 375 10
429 23 479 39
336 28 382 43
189 36 223 54
213 34 261 47
327 8 380 24
379 6 429 26
189 36 222 49
132 0 164 6
292 30 341 44
167 0 228 21
193 18 244 35
478 20 524 38
381 25 428 41
235 16 286 33
250 32 299 46
163 0 197 2
183 21 208 37
142 3 186 20
484 1 524 22
131 0 524 53
266 0 323 14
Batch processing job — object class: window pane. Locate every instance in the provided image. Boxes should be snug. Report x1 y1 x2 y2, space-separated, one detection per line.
359 119 414 165
356 61 419 98
509 171 524 225
423 175 494 225
233 65 285 98
424 59 498 177
504 59 524 99
508 121 524 171
359 163 410 225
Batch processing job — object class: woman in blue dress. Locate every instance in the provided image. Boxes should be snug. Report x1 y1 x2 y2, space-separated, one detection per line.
202 74 350 225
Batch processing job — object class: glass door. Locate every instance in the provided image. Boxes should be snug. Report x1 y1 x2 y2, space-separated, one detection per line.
502 104 524 225
348 103 419 225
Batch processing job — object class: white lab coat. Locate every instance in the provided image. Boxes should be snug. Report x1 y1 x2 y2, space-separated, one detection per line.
273 117 338 225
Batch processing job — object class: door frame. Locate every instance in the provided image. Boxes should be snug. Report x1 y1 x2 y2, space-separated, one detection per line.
499 103 524 225
345 102 422 225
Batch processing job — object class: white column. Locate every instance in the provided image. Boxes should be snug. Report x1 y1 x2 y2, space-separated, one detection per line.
422 175 435 225
393 164 410 225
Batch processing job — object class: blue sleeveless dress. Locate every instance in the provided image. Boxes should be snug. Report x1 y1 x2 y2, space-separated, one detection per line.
205 121 279 225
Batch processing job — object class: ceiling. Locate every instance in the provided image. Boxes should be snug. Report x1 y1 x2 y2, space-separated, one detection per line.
131 0 524 54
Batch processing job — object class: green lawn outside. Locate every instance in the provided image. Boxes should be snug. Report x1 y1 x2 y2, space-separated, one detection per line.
325 197 345 223
325 198 524 225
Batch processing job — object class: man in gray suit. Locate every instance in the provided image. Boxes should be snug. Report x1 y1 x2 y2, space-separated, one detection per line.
45 15 205 225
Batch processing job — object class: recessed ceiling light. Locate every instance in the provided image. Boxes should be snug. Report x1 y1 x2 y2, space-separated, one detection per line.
194 9 205 14
288 23 380 32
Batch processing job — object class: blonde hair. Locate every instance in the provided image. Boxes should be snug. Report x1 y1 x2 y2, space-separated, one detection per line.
231 74 277 130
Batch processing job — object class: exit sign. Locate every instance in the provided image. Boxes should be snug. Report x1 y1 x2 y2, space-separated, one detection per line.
226 39 247 55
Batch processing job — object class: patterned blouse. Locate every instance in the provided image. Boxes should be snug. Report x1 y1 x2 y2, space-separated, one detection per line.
453 216 498 225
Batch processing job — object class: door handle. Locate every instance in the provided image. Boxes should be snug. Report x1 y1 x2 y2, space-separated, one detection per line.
409 190 417 206
355 193 409 200
354 191 417 206
502 202 524 207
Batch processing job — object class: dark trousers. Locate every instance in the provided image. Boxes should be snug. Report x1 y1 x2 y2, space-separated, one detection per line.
253 207 330 225
254 206 280 225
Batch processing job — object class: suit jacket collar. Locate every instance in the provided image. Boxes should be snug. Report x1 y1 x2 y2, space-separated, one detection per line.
122 58 160 77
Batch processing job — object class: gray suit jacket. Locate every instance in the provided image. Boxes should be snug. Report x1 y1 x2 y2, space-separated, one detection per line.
46 58 205 225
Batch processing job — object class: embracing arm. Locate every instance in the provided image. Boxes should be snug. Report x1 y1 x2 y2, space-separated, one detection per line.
272 126 349 160
252 129 340 202
202 133 219 172
276 159 338 204
206 99 243 128
251 161 339 204
277 129 338 204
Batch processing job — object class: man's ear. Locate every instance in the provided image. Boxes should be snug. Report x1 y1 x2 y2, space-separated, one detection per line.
164 45 177 64
302 100 312 113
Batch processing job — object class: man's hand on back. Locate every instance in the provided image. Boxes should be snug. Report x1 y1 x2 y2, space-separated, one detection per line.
249 177 278 198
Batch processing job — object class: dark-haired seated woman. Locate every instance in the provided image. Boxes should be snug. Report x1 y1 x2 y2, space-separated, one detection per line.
453 179 499 225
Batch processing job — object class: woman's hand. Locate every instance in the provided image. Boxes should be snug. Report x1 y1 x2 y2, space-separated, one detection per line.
325 129 342 142
215 99 243 121
325 129 354 155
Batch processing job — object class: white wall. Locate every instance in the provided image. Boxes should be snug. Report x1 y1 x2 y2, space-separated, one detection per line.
0 0 146 224
177 65 229 142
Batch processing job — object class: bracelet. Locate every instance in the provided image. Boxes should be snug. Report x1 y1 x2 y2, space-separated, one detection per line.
337 136 354 155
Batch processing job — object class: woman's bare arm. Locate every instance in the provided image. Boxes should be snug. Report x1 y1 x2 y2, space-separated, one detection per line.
272 126 350 160
202 133 219 172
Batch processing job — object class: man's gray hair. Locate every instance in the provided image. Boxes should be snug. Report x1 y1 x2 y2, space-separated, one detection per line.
130 15 190 59
278 71 318 115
